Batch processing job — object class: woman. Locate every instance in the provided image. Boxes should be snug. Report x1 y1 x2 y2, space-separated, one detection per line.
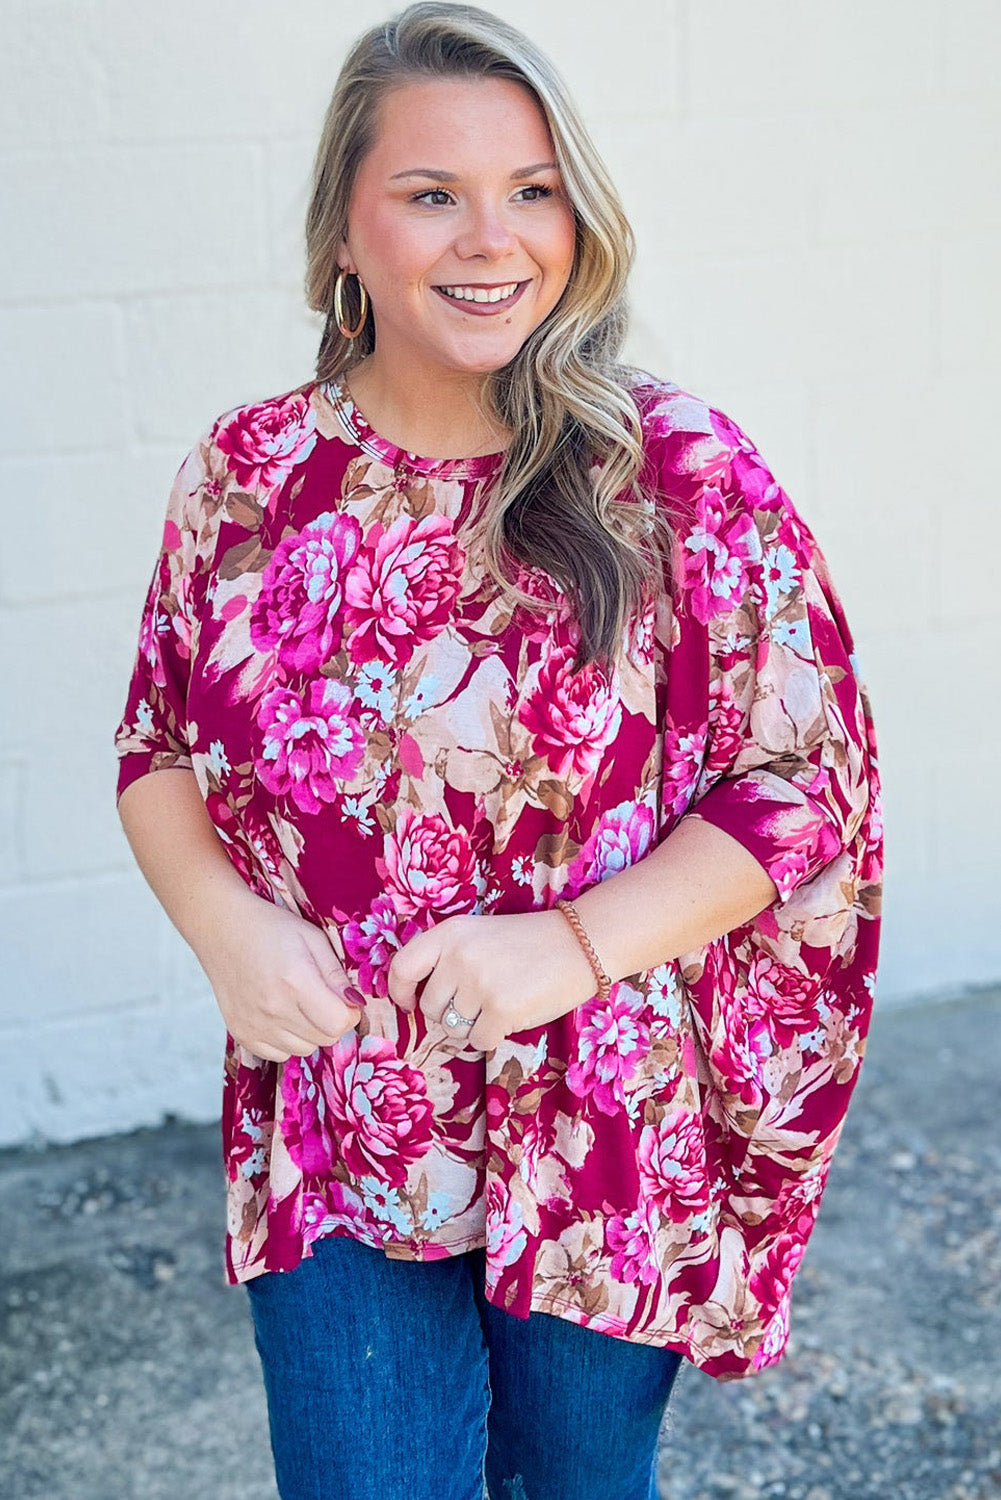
113 4 883 1498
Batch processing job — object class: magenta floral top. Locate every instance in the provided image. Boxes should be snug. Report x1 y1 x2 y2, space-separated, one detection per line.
112 373 882 1381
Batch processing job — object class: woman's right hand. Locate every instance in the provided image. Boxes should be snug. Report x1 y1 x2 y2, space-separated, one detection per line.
116 768 365 1062
199 886 366 1062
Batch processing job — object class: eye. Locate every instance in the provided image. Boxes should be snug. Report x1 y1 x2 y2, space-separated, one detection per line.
515 184 554 201
412 188 454 206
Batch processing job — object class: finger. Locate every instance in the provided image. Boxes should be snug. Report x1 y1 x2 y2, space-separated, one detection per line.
251 1044 291 1063
464 1018 490 1054
407 944 469 1026
240 1036 294 1063
394 975 427 1016
287 1028 344 1056
439 998 483 1044
388 935 439 1013
271 1023 347 1059
295 942 367 1031
295 987 364 1042
236 1034 334 1065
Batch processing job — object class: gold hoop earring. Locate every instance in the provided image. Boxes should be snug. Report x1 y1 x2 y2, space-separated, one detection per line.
333 268 369 339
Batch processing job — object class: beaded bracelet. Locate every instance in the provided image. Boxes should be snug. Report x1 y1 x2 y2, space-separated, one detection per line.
555 898 613 1003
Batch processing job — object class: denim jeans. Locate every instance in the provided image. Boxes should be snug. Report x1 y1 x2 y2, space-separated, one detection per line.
244 1230 684 1500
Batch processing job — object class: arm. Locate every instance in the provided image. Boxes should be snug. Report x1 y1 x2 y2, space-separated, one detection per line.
112 430 258 959
117 764 262 962
567 814 777 984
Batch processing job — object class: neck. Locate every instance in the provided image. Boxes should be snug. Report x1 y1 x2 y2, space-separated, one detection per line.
344 354 512 459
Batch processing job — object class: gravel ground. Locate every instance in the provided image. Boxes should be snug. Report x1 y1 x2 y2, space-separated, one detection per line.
1 988 998 1500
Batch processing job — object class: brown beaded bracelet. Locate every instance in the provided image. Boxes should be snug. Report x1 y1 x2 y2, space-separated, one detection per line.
555 898 613 1003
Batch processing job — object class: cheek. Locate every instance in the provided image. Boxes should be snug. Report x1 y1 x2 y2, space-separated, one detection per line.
356 213 445 290
545 206 578 280
543 217 577 291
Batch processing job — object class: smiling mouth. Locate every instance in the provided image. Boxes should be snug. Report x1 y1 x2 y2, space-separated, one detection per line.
432 281 528 314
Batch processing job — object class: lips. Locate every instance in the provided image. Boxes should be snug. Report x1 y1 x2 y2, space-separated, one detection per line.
431 281 529 316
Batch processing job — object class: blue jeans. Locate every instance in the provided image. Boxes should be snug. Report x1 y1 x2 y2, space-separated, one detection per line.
244 1231 684 1500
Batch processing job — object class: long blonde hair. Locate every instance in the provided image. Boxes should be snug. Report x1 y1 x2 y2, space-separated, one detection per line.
305 1 677 674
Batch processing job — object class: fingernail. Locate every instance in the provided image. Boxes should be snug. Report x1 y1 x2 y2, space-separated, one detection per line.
343 985 367 1008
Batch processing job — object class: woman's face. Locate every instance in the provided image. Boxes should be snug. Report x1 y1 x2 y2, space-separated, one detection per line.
338 75 578 382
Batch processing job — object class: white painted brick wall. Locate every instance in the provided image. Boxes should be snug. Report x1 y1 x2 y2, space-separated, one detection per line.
1 0 997 1147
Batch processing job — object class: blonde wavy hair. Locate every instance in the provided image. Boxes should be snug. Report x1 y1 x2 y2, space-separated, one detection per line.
305 0 677 674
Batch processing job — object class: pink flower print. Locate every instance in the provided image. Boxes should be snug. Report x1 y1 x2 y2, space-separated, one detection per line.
566 987 651 1116
749 1233 807 1315
730 451 786 517
250 512 362 674
573 801 656 890
514 1111 551 1196
141 554 190 689
606 1199 661 1286
301 1182 372 1243
509 563 572 640
317 1031 435 1188
625 594 657 667
637 1110 711 1222
713 1030 773 1113
139 592 169 691
682 485 761 625
753 1299 792 1370
207 794 283 897
344 513 464 669
748 953 819 1046
379 807 480 918
486 1179 529 1268
776 504 811 558
172 575 195 654
757 800 842 902
710 980 773 1110
863 766 884 858
771 1160 831 1230
255 678 366 814
342 894 430 999
662 722 708 816
216 391 317 494
280 1053 336 1179
769 845 815 901
519 647 622 783
707 408 782 511
705 688 746 773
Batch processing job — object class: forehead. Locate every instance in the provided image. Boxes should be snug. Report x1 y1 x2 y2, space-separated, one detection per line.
365 75 556 167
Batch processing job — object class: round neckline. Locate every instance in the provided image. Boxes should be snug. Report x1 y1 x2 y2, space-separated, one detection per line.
322 375 508 479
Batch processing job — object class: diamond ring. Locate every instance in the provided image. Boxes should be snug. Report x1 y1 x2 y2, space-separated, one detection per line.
443 1000 477 1030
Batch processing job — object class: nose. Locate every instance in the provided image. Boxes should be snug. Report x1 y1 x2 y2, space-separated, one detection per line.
453 197 518 261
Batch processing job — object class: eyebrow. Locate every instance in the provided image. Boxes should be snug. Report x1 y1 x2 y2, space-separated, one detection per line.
390 161 559 182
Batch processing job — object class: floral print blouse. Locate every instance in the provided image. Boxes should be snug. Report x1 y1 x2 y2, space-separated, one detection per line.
112 373 882 1381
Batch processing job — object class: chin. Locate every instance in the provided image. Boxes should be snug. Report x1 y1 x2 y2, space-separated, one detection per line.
444 342 529 374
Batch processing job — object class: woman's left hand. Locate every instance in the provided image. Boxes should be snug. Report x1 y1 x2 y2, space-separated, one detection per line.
387 909 601 1052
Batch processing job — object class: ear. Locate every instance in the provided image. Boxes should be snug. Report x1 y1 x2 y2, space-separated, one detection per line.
336 235 354 275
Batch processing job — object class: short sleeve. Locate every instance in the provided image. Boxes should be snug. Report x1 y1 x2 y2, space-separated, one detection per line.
677 409 876 904
112 429 215 806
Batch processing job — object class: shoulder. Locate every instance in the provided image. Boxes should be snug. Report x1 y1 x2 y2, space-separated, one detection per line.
163 380 321 559
627 370 719 448
169 380 322 516
625 370 813 550
625 370 778 505
623 374 832 624
199 379 321 483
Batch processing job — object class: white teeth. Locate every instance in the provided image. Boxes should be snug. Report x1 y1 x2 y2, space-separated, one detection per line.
439 282 520 304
